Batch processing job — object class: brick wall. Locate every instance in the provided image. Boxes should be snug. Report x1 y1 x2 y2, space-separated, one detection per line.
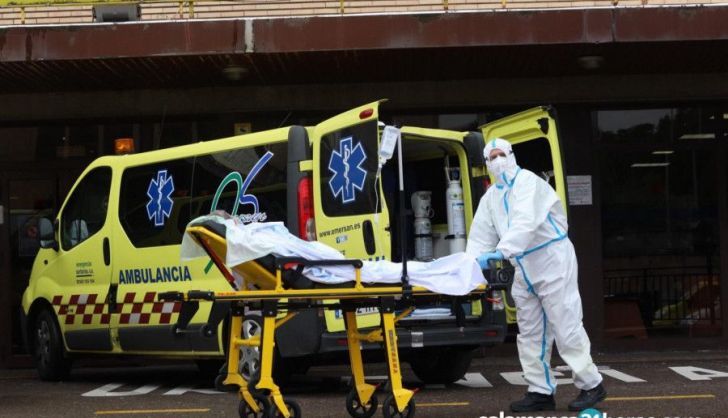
0 0 722 26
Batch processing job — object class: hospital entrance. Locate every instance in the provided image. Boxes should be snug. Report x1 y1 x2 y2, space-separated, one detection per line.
597 106 724 343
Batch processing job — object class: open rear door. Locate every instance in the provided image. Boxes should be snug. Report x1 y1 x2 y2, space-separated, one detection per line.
480 106 567 208
312 100 391 261
481 106 566 324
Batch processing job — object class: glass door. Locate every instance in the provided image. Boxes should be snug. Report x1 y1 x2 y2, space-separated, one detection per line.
1 174 58 361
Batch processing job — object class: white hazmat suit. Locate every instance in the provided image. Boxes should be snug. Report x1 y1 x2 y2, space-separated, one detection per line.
466 138 602 396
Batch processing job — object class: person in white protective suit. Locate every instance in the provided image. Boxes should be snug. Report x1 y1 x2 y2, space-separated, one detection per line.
466 138 606 413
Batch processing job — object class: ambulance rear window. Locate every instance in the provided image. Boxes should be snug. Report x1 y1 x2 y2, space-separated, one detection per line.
319 120 379 217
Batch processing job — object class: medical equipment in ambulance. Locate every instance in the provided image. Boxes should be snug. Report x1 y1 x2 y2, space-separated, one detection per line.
445 159 466 254
411 191 434 261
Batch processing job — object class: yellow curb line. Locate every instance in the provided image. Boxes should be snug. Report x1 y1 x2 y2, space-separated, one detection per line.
418 402 470 407
605 394 715 402
95 408 210 415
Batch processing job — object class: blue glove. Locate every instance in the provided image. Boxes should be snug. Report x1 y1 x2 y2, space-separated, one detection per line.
477 250 504 269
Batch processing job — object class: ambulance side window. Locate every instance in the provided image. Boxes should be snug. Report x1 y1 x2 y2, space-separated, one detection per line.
319 120 380 217
118 159 195 248
511 138 556 189
192 143 288 223
60 167 112 251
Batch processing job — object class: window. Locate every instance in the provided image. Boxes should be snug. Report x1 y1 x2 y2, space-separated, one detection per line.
511 137 556 189
597 106 728 143
319 120 379 217
118 142 288 248
601 149 721 338
192 142 288 223
61 167 112 251
597 109 673 143
118 158 195 248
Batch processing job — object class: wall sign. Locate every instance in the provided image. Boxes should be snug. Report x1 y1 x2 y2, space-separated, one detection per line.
567 175 592 206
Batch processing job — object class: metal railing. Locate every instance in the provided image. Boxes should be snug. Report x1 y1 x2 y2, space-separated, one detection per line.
0 0 719 26
604 266 721 328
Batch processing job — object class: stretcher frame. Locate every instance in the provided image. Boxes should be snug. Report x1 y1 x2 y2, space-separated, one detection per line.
160 225 491 418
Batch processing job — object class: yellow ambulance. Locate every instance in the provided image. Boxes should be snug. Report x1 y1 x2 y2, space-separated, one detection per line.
21 101 566 385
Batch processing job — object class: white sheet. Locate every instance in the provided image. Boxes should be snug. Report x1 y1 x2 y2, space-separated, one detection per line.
181 215 486 296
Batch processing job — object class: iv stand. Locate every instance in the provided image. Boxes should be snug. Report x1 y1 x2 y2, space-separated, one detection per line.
396 130 411 297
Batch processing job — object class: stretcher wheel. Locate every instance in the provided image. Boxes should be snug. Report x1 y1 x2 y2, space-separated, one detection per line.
382 395 415 418
238 393 270 418
346 389 378 418
267 399 301 417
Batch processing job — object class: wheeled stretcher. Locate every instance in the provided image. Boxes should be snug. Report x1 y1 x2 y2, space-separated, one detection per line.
160 221 501 418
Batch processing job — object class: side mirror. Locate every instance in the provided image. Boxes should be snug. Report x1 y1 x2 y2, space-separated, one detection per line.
39 218 59 251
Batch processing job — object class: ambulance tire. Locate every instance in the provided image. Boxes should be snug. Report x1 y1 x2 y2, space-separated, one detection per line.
408 346 474 384
240 315 302 386
382 395 415 418
214 373 238 393
34 309 72 381
196 359 225 377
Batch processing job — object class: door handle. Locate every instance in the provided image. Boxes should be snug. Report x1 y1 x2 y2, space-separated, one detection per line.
108 284 118 314
362 220 376 256
103 237 110 266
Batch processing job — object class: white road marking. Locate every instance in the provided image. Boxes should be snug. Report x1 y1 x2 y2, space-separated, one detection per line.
500 370 573 386
670 366 728 381
557 365 646 383
163 386 224 395
455 373 493 388
83 383 160 397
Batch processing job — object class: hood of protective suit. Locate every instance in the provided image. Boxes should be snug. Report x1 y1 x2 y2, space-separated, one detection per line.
484 138 519 186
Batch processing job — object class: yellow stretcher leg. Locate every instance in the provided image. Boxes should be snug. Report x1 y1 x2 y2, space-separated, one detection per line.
257 300 290 418
225 312 260 413
344 311 377 408
381 298 415 413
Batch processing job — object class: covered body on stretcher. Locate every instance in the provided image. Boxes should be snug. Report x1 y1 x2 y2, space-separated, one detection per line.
160 214 502 418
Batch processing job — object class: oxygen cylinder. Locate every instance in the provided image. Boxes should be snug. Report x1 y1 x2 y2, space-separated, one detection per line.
446 170 466 254
413 218 433 261
411 191 434 261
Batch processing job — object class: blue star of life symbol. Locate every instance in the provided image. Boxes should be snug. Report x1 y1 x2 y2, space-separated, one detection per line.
146 169 175 227
328 137 367 204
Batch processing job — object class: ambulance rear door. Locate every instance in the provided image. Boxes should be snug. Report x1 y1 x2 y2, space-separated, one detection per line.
312 101 390 333
312 100 391 261
480 106 567 208
480 105 566 323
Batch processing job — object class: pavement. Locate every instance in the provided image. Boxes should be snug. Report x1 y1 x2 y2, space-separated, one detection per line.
1 347 727 418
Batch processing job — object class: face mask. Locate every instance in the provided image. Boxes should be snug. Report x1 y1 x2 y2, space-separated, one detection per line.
487 155 509 178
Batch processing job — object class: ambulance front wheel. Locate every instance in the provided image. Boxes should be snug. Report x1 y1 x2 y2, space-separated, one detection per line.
346 388 378 418
408 346 474 384
382 395 415 418
214 373 238 392
34 309 72 381
238 393 270 418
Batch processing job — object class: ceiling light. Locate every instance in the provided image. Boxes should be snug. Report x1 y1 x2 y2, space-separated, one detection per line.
678 133 715 140
651 150 674 155
222 65 249 81
577 55 604 70
631 163 670 168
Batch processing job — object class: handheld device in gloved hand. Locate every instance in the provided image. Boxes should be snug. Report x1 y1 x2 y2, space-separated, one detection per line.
476 250 503 269
484 258 514 291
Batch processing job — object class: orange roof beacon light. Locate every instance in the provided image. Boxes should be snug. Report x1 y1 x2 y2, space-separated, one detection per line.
114 138 135 155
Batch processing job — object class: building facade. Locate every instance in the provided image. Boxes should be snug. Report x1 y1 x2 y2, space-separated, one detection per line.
1 0 727 367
